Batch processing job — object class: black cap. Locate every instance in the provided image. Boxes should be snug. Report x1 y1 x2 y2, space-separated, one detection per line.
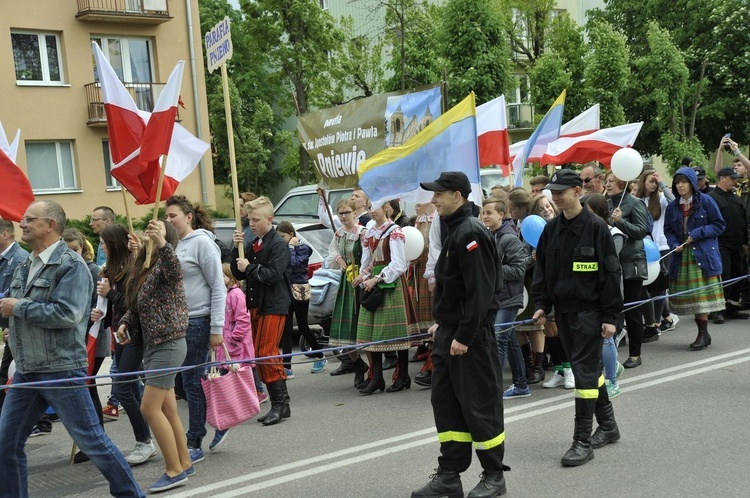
545 169 583 191
420 171 471 198
681 156 693 167
717 167 740 179
693 167 706 180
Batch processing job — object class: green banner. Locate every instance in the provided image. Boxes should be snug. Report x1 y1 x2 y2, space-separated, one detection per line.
297 86 442 189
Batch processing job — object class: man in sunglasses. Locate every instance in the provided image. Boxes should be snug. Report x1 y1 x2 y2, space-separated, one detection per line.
579 164 605 195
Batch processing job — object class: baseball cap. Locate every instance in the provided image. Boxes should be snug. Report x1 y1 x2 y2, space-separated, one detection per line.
693 167 707 180
717 167 740 179
420 171 471 198
545 169 583 191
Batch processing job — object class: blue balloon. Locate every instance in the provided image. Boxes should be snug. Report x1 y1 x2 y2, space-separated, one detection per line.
520 214 546 248
643 238 660 263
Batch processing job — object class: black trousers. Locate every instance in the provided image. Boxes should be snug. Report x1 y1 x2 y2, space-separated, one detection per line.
557 310 610 420
0 341 13 413
720 244 744 306
622 279 644 357
282 298 323 369
431 312 505 474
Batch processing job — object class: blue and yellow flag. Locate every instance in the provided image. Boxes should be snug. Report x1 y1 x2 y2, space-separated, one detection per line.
358 93 482 209
512 89 566 187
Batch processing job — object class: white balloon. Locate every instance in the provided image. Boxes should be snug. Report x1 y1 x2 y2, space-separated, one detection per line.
516 287 529 316
611 147 643 181
7 360 15 381
643 261 661 286
401 226 425 261
542 189 552 201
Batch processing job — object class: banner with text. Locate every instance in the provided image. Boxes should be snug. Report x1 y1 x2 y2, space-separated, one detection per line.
297 86 442 189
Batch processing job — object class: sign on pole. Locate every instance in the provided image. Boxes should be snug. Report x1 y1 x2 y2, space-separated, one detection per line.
204 16 243 257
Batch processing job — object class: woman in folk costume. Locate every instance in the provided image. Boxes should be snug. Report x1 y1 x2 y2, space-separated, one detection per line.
353 202 419 395
408 202 436 384
326 199 370 388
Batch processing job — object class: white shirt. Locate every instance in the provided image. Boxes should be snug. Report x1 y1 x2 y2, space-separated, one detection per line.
27 239 63 286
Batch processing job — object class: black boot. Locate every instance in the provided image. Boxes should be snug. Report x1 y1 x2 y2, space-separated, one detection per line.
260 380 291 426
383 351 398 370
387 350 411 392
353 357 369 388
520 343 532 376
411 467 463 498
561 417 594 467
690 319 711 350
467 471 506 498
590 402 620 449
527 353 545 384
359 357 385 395
330 354 355 376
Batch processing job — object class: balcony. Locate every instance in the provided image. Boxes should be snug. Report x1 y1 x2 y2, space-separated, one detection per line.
85 81 180 126
76 0 171 24
507 103 534 130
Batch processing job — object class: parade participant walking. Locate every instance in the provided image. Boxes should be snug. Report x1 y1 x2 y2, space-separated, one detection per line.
0 200 144 498
664 167 726 349
531 170 623 467
119 220 192 492
412 172 507 498
231 196 292 426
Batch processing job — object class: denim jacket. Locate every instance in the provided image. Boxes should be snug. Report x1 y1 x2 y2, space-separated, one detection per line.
7 242 94 374
1 242 29 329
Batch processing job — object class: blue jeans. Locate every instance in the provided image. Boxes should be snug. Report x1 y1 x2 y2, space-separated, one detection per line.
0 369 144 497
113 342 150 442
182 316 211 446
602 337 618 383
494 307 526 389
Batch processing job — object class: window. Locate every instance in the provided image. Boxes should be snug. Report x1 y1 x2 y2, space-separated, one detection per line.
11 31 64 85
319 0 329 10
25 141 77 192
102 140 121 189
91 37 153 83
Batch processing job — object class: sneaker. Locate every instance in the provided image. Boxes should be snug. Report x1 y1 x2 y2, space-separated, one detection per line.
642 326 660 343
126 440 156 466
615 362 624 379
606 380 621 399
503 384 531 399
188 446 205 464
47 413 60 423
284 368 295 379
185 466 195 477
147 472 188 493
563 368 575 389
29 425 51 437
311 358 328 374
615 328 628 348
102 404 119 421
542 371 565 388
209 428 232 452
257 391 269 404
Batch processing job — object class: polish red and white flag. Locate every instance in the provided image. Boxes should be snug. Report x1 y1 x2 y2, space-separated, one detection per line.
0 121 34 222
540 122 644 167
476 95 510 175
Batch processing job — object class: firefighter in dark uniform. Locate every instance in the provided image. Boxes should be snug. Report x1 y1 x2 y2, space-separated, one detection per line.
412 172 507 498
531 169 623 467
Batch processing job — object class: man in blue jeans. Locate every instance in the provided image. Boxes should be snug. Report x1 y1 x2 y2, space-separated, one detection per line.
0 200 143 497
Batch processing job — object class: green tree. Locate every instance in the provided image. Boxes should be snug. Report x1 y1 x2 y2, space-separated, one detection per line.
241 0 347 185
440 0 513 105
528 52 570 112
584 21 629 128
546 13 587 119
329 18 385 100
497 0 556 68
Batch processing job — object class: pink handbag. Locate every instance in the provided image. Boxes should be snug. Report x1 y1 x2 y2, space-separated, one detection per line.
201 345 260 430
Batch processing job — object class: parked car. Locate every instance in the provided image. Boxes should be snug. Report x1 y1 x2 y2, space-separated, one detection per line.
480 167 510 196
274 185 352 221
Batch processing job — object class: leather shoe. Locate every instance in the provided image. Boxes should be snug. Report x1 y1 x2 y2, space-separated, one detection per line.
329 363 355 376
386 376 411 393
467 472 506 498
725 310 749 320
712 312 725 324
414 370 432 387
623 356 642 368
382 356 398 371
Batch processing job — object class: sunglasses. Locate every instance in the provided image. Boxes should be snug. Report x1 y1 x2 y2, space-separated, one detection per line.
582 177 593 184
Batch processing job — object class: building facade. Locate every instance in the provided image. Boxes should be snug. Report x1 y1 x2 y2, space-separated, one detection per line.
1 0 214 221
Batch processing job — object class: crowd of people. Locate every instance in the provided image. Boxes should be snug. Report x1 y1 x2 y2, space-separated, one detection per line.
0 142 748 497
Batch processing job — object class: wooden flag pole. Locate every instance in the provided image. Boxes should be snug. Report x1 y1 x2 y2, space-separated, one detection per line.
144 155 168 268
221 62 244 259
120 186 135 238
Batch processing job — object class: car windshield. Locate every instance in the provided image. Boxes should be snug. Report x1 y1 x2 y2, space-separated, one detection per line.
298 225 334 259
274 193 318 218
481 171 509 195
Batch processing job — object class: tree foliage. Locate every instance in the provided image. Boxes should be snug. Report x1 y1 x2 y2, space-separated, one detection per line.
584 21 629 128
439 0 513 105
497 0 556 68
546 14 587 119
528 52 570 112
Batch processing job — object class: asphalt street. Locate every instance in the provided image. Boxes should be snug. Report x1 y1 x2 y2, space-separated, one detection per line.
14 316 750 497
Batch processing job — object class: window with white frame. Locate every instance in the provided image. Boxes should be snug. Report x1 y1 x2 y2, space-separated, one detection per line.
91 36 154 83
319 0 329 10
25 141 77 192
102 140 121 189
11 31 64 85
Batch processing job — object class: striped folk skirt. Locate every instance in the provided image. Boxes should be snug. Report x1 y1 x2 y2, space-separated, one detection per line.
669 246 725 316
410 253 434 332
329 273 360 347
356 275 419 352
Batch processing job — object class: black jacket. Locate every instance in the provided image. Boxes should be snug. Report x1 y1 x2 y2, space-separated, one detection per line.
708 186 748 247
492 221 526 309
231 227 291 315
532 207 623 325
433 202 501 346
607 190 649 263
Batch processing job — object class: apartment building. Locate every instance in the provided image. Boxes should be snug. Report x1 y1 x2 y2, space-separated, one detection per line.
1 0 214 221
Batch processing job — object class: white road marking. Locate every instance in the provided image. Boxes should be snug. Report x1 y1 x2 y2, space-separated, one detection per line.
174 349 750 497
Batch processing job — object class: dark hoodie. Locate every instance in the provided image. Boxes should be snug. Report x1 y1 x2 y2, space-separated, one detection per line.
491 220 526 309
663 167 726 280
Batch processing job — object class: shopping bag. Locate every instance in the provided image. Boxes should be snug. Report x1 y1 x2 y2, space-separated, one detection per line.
201 345 260 430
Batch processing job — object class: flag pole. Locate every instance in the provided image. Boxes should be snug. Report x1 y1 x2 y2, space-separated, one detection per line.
120 187 135 237
144 155 168 268
221 62 244 259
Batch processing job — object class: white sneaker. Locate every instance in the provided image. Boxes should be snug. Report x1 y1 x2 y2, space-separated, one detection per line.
126 440 156 466
542 371 565 388
670 313 679 328
563 368 575 389
615 327 627 348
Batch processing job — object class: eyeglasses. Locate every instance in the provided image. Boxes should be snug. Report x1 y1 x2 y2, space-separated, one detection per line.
20 216 52 225
90 217 105 222
337 211 353 217
582 177 593 184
